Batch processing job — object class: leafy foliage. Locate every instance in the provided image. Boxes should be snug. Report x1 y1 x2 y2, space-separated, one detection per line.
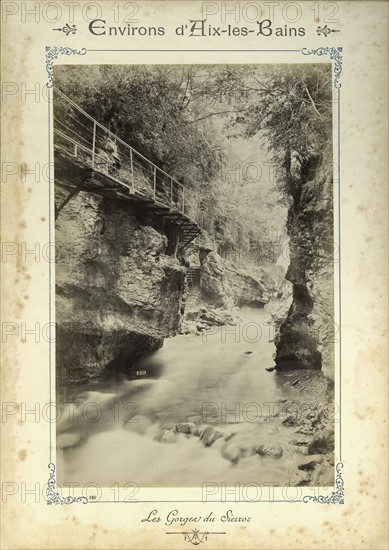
55 65 221 190
54 64 332 264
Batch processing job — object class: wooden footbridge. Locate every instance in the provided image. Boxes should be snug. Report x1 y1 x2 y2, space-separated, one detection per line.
53 88 201 249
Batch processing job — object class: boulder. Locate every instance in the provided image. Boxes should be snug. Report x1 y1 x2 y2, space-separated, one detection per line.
174 422 195 435
200 427 230 447
316 463 335 486
200 308 234 326
221 440 252 462
282 414 298 427
298 454 324 471
220 444 242 464
254 443 283 459
154 429 178 444
193 424 208 438
307 427 334 454
291 470 310 486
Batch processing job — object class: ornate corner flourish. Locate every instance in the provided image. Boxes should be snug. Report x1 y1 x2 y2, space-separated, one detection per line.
47 463 88 505
303 463 344 504
302 46 343 89
317 25 340 38
166 529 226 546
45 46 87 88
53 23 77 36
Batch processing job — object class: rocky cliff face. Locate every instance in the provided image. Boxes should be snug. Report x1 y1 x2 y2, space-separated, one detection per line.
199 250 274 309
55 189 187 391
275 147 334 376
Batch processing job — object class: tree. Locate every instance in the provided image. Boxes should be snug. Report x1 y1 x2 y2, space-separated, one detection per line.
55 64 324 266
54 65 222 190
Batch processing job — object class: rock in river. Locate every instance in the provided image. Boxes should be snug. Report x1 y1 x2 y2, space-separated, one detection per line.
221 444 241 464
254 443 283 459
291 470 310 486
154 429 178 444
221 439 253 463
174 422 195 435
200 427 230 447
298 454 324 471
307 427 334 454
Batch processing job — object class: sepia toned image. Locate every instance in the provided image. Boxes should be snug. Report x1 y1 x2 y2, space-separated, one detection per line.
2 1 389 548
53 63 336 488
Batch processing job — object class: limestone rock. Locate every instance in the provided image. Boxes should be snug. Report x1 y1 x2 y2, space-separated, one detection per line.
200 427 230 447
221 444 242 464
174 422 195 435
307 427 334 454
193 424 208 438
221 439 252 462
254 443 283 459
199 250 274 309
282 414 298 427
55 190 187 389
291 470 310 486
199 252 230 308
154 429 178 444
298 454 324 471
316 463 335 486
274 150 335 376
199 308 234 326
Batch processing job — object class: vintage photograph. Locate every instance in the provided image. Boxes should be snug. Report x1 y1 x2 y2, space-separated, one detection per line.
54 63 335 487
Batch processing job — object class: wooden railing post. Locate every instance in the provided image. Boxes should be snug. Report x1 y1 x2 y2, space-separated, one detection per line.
170 178 173 209
91 121 96 169
182 188 185 213
153 165 156 201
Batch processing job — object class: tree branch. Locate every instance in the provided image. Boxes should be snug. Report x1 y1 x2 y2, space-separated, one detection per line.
187 109 248 124
303 84 323 118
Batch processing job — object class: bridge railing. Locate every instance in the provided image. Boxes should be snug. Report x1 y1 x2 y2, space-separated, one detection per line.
53 87 189 215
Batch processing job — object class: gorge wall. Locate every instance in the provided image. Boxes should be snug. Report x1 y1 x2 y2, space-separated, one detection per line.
275 146 335 377
198 249 275 309
55 188 187 393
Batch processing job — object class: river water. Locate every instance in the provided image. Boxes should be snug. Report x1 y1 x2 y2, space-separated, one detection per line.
57 306 311 487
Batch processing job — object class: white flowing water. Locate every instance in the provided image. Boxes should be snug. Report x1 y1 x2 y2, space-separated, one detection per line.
57 306 308 487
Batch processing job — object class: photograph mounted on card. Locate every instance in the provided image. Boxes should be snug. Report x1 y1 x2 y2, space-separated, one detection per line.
1 1 387 549
51 60 338 491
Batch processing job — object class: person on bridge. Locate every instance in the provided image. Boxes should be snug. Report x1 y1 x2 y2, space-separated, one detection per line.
96 135 122 175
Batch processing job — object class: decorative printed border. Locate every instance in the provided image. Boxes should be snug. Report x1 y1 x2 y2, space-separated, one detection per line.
303 463 344 504
45 46 87 88
302 46 343 88
53 23 78 36
317 25 340 38
46 46 343 506
45 45 343 90
47 463 88 505
166 529 226 546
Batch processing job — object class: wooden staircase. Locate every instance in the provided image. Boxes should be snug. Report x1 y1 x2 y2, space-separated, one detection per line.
186 265 202 308
187 266 201 288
